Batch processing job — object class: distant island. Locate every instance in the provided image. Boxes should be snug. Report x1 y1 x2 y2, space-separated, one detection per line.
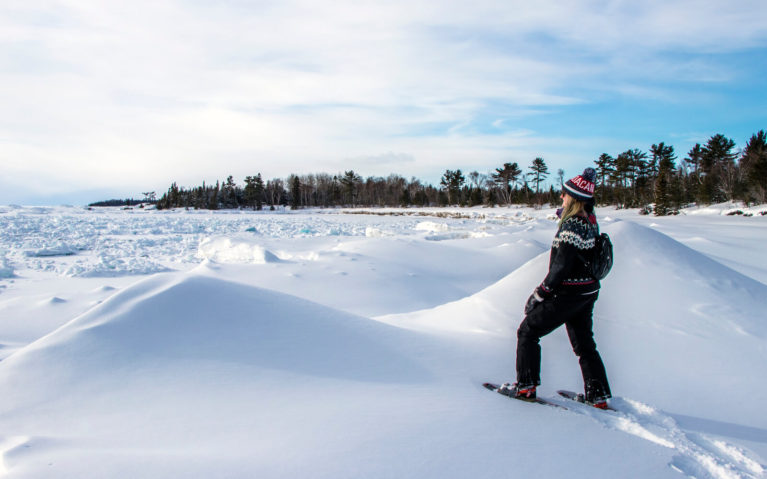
88 198 151 208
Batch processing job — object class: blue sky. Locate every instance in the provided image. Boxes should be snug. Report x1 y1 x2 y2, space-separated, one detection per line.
1 0 766 205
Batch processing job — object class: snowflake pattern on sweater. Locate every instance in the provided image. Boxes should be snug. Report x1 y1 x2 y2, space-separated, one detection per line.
553 216 597 250
541 215 600 295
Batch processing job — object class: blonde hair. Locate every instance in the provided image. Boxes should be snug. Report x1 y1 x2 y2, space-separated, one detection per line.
559 195 586 227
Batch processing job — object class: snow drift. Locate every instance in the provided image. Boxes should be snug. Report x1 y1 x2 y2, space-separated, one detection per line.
380 220 767 423
0 272 432 408
0 267 714 479
0 206 765 479
197 236 285 264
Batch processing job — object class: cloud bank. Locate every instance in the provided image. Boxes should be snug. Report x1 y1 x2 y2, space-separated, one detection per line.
1 0 766 202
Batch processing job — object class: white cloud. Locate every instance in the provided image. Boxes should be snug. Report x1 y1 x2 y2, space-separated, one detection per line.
1 0 766 202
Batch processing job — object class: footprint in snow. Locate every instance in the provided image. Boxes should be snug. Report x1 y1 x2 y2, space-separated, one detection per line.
562 396 766 479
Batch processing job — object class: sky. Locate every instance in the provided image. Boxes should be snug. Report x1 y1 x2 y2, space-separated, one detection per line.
1 0 766 205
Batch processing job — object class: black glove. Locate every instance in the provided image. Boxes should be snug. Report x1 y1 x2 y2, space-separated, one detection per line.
524 285 551 315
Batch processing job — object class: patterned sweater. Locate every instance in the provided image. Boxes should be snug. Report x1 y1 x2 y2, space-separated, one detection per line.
540 214 600 296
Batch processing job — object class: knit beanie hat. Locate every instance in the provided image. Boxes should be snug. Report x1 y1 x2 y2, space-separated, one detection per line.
563 167 596 203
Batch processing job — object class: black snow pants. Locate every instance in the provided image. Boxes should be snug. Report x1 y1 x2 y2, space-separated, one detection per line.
516 292 611 399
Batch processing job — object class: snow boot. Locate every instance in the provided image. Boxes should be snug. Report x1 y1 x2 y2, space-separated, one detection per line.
498 382 537 401
578 393 609 409
585 380 610 409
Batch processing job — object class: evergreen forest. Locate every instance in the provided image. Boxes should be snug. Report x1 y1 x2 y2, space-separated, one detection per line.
153 131 767 216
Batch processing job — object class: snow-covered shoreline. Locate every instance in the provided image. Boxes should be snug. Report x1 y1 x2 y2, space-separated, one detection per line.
0 204 765 478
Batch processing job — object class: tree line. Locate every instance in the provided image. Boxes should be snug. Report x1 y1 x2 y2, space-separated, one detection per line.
155 130 767 216
89 198 146 207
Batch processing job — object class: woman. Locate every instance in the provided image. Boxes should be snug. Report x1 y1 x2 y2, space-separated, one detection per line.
500 167 611 408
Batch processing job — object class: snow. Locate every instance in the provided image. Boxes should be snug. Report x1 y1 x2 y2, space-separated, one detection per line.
0 204 766 478
0 255 12 279
681 202 767 217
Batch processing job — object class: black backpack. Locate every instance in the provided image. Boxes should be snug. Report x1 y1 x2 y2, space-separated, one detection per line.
586 232 613 280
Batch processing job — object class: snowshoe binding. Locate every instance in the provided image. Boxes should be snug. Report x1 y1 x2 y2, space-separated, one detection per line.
497 382 537 402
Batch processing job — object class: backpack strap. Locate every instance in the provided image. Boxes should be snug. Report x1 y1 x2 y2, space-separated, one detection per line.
576 221 599 279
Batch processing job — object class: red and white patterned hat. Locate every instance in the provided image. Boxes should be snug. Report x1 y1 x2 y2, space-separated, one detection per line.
563 168 596 203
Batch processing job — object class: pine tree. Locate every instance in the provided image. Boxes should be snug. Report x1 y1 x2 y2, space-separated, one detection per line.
594 153 616 204
685 144 703 175
469 186 483 206
492 162 521 205
290 175 301 210
670 168 684 210
635 157 652 205
651 143 675 185
244 174 266 210
700 134 737 203
652 143 677 215
740 130 767 203
208 181 219 210
627 149 648 206
244 176 256 210
613 151 632 207
654 164 671 216
254 174 265 210
440 169 465 205
400 187 411 207
528 158 549 195
340 170 362 206
684 144 703 203
223 175 238 208
595 154 615 186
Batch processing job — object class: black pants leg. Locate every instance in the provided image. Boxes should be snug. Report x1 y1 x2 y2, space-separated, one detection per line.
564 296 611 399
516 293 610 397
516 299 566 386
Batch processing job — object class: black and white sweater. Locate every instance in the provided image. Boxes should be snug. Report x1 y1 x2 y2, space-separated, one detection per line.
540 214 600 297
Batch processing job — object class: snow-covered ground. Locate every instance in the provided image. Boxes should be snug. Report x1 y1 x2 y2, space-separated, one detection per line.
0 203 765 478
